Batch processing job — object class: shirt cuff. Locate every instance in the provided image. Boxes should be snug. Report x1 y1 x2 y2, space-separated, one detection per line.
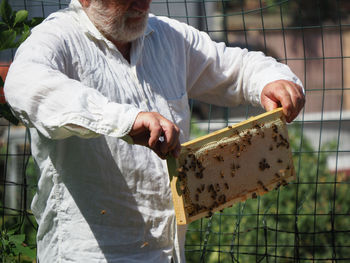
99 102 142 138
249 65 304 107
58 102 142 141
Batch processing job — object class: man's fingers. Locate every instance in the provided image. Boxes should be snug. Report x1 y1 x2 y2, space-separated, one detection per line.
162 122 180 153
261 80 305 122
159 135 168 156
153 140 167 159
130 112 181 158
289 83 305 116
263 84 291 115
158 121 180 158
283 83 305 122
279 87 293 118
153 135 181 160
148 124 163 148
263 97 281 112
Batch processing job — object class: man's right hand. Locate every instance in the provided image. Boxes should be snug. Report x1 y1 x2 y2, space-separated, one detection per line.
129 112 181 159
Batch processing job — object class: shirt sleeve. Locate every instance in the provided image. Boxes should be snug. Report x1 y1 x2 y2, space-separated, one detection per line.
181 23 303 107
4 25 141 140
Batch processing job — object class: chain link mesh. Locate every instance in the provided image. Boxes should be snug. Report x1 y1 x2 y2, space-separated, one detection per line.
1 0 349 262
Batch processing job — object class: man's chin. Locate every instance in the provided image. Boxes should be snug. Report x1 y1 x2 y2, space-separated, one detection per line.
123 20 148 40
112 26 146 43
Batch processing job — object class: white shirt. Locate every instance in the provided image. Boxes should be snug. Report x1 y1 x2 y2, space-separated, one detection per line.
4 0 302 262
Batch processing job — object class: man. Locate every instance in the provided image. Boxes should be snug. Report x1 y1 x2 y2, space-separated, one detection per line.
4 0 305 262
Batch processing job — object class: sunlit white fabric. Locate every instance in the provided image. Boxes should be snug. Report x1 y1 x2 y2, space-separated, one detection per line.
4 0 302 262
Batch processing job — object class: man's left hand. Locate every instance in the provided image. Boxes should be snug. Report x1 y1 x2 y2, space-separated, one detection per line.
261 80 305 123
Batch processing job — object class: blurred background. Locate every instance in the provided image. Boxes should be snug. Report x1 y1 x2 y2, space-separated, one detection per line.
1 0 350 262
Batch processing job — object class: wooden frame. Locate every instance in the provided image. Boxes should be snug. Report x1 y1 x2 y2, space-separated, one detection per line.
167 108 296 225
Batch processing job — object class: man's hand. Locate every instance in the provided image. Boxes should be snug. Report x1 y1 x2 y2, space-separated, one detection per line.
261 80 305 123
129 112 181 159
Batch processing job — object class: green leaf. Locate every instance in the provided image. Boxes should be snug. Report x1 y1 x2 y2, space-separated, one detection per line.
5 229 15 237
14 10 28 27
16 24 30 47
13 245 36 259
0 22 7 32
0 0 12 24
2 239 10 247
0 103 19 125
28 17 44 27
0 29 16 50
8 234 25 245
6 224 22 234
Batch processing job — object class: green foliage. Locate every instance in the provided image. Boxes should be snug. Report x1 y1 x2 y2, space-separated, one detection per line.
0 225 36 262
0 0 43 50
185 123 348 262
189 118 206 140
0 143 39 262
0 103 19 125
0 0 44 125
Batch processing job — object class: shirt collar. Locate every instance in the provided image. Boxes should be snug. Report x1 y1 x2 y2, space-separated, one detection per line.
69 0 154 46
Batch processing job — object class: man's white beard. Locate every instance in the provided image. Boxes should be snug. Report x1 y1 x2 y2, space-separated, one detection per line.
86 1 149 43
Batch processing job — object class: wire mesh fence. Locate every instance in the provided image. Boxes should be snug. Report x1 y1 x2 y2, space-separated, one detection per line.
1 0 350 262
